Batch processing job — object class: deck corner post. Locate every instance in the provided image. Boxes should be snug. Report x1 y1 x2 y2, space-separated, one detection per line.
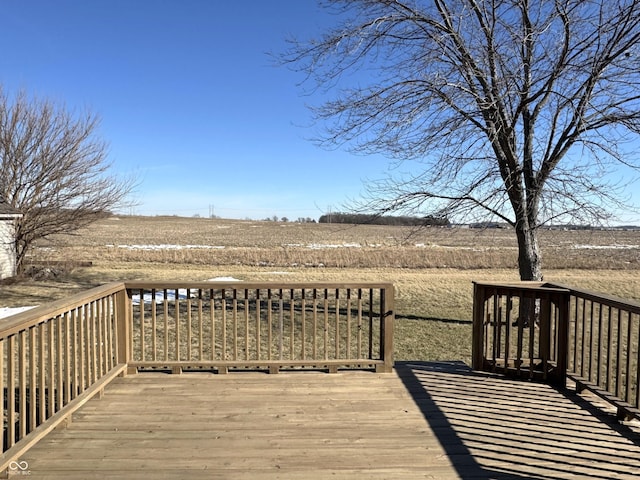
380 285 395 373
553 290 570 388
471 282 486 371
115 286 132 373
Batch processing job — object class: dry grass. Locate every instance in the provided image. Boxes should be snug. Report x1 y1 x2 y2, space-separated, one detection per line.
3 215 640 363
29 215 640 270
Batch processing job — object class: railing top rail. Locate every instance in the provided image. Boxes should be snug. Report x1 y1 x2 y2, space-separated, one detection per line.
0 279 394 341
0 281 125 339
123 281 395 290
545 282 640 314
473 281 570 294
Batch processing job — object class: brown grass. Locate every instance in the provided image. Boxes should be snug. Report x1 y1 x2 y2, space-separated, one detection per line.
3 215 640 364
30 215 640 270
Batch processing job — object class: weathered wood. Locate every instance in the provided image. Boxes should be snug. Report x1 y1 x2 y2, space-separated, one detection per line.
380 285 394 372
0 284 122 470
546 282 640 415
18 363 640 479
18 331 26 440
163 289 169 362
129 359 382 372
0 340 3 453
48 319 55 419
63 312 71 405
126 283 394 373
37 325 45 425
0 279 394 473
28 328 37 440
471 283 487 369
474 283 572 384
150 289 157 362
0 283 125 340
6 336 15 450
0 364 126 475
115 289 130 368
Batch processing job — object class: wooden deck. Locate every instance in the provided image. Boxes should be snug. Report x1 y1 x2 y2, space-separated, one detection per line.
15 362 640 479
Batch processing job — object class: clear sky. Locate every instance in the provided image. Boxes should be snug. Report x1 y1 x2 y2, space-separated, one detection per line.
1 1 640 224
0 0 391 220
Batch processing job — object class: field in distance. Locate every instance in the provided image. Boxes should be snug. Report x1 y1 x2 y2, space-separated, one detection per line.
3 215 640 363
34 215 640 270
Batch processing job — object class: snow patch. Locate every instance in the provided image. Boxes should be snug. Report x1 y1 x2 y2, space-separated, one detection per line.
0 306 37 320
132 289 191 305
572 244 639 250
284 243 362 249
130 278 242 305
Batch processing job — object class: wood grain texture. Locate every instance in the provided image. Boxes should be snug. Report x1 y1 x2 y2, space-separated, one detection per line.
17 362 640 479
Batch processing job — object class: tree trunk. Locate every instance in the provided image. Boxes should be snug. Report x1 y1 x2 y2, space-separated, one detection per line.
514 221 542 327
515 222 542 281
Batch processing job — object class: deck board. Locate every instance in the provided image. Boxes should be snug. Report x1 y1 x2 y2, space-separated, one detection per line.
17 362 640 479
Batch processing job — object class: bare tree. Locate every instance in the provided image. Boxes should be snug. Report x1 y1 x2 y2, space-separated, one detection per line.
284 0 640 280
0 88 135 273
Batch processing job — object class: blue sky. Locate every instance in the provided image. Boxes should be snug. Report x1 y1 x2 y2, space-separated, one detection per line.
0 0 391 220
1 1 640 224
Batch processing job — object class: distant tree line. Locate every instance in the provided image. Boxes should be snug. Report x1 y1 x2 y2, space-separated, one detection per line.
318 213 449 226
468 222 508 229
261 216 317 223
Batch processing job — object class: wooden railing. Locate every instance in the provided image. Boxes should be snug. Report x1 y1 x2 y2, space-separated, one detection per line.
473 281 640 421
0 280 394 473
124 282 394 374
556 284 640 421
0 282 127 472
472 282 570 386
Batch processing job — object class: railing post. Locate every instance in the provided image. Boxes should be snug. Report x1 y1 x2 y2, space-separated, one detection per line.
539 294 551 379
115 286 132 374
553 291 570 388
377 285 394 373
471 282 486 371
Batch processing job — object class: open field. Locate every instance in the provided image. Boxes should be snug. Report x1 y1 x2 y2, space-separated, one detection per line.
2 215 640 363
28 215 640 270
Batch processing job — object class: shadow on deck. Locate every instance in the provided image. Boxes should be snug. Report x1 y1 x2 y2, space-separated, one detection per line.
16 362 640 479
396 361 640 479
